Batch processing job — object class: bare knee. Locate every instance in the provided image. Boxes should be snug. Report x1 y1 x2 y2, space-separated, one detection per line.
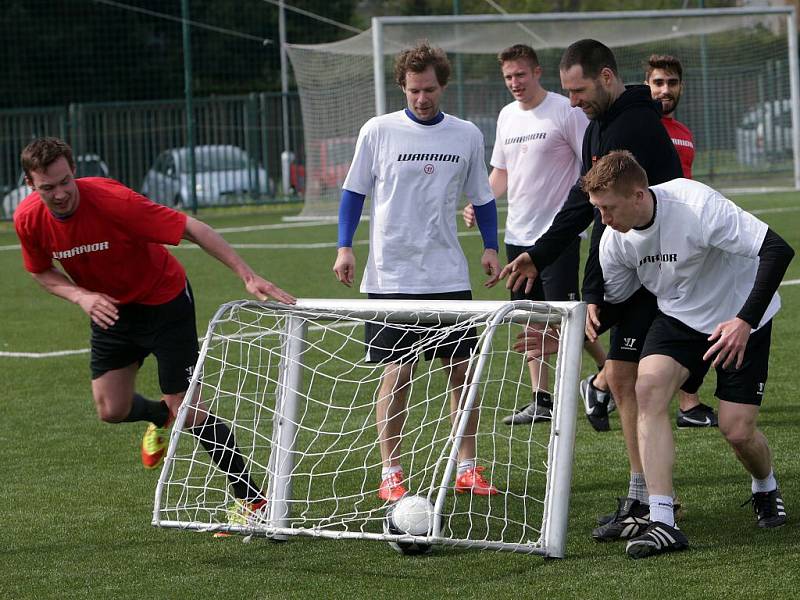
719 418 756 448
605 362 637 404
634 374 668 415
93 393 131 423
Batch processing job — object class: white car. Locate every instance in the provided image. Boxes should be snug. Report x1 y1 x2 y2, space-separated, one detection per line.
2 154 110 218
140 145 271 207
735 99 794 167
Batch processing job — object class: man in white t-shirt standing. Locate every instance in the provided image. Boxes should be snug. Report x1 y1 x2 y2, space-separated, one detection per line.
333 42 501 502
464 44 612 429
584 151 793 558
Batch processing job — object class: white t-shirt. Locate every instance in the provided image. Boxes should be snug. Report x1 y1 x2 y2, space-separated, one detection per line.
491 92 588 246
599 178 780 334
344 111 494 294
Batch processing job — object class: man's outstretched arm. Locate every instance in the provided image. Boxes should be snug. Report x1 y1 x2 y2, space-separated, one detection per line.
183 217 296 304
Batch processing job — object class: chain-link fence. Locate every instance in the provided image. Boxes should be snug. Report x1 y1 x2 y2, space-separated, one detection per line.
0 0 359 218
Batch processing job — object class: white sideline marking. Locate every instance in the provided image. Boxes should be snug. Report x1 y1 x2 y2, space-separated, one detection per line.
750 206 800 215
2 205 798 252
0 321 359 359
0 229 491 253
215 221 330 233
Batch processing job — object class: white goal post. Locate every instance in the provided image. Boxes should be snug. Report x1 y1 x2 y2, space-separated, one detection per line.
153 298 585 557
287 6 800 218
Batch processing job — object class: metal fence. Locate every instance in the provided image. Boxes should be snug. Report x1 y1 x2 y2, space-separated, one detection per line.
0 92 304 218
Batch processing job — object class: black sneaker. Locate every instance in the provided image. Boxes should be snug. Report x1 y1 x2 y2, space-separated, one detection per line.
580 375 615 432
597 497 682 526
503 391 552 425
592 497 650 541
743 488 787 528
625 521 689 559
676 402 718 428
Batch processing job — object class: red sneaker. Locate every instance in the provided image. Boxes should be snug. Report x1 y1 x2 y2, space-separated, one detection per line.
455 466 498 496
378 471 407 502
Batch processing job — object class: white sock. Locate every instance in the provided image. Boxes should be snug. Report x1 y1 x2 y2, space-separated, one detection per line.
628 472 648 503
649 494 675 527
752 470 778 494
457 459 476 475
381 464 403 480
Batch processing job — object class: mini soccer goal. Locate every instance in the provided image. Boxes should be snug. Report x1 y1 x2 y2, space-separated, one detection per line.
153 298 585 557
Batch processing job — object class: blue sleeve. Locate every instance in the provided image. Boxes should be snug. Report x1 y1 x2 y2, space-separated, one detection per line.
337 189 366 248
473 199 499 251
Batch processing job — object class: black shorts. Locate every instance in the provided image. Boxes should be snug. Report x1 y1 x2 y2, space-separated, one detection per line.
90 281 199 394
506 239 580 302
364 291 478 364
605 287 660 363
641 313 771 405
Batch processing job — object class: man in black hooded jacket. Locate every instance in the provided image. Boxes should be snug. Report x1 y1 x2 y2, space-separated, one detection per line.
500 39 683 542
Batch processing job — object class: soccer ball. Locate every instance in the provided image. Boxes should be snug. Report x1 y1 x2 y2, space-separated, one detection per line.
384 494 434 556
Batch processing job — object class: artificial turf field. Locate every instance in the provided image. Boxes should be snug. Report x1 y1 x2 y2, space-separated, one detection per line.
1 191 799 599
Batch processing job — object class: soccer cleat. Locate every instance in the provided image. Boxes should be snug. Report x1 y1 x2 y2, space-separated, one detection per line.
592 497 650 541
580 374 615 432
625 521 689 559
744 488 787 528
502 391 552 425
597 497 683 526
378 471 407 503
676 402 719 428
455 466 498 496
213 498 269 538
141 413 174 469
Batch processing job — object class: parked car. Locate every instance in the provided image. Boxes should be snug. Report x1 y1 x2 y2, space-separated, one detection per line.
141 145 271 207
736 99 794 167
290 137 356 195
1 153 110 218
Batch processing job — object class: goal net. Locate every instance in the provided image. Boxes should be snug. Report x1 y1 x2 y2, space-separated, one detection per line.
286 7 800 218
153 299 585 557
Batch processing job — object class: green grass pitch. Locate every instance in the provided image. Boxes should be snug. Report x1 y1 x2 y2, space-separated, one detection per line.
1 192 799 599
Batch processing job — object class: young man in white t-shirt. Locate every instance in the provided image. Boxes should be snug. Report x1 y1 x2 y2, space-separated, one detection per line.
333 42 501 502
585 151 793 558
463 44 612 430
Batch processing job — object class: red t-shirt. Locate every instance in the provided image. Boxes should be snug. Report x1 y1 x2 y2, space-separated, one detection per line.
14 178 188 305
662 116 695 179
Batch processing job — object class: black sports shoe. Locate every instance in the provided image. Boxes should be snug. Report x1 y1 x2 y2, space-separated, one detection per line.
676 402 718 428
503 391 552 425
580 375 615 432
592 497 650 541
597 497 682 526
743 488 787 528
625 521 689 559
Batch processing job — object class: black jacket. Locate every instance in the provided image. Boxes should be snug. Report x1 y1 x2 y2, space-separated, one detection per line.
527 85 683 305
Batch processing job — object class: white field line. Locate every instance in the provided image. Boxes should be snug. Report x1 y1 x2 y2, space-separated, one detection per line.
0 228 491 252
0 320 359 359
1 204 798 252
4 282 800 358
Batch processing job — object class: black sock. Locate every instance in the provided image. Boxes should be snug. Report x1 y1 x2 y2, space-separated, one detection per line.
190 414 262 502
123 394 170 426
534 390 552 407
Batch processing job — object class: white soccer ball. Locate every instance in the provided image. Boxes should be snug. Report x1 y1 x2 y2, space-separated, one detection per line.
384 494 434 556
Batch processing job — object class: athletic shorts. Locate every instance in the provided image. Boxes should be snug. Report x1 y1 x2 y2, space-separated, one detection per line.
90 280 199 394
605 287 660 363
506 239 580 302
364 291 478 364
641 313 771 405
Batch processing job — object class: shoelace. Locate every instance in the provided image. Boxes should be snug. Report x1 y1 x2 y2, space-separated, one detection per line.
741 492 777 518
461 466 490 485
385 472 404 487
